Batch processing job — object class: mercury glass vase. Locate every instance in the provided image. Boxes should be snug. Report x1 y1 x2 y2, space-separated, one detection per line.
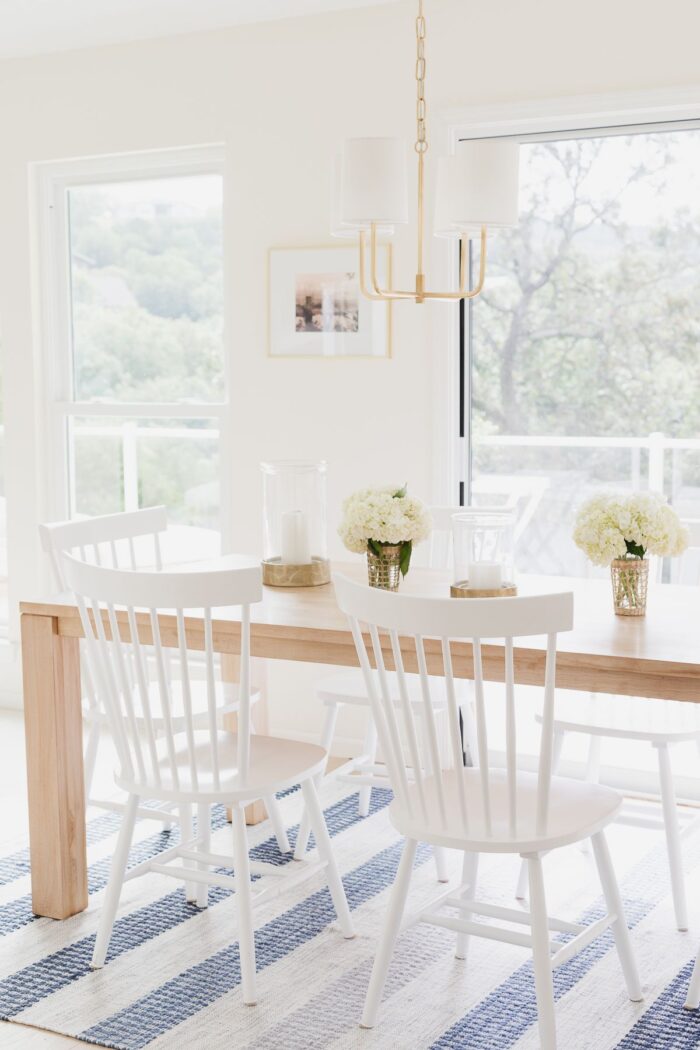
367 545 402 591
610 557 649 616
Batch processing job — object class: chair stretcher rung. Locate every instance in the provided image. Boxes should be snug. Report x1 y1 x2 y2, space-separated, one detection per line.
148 862 237 891
422 912 536 950
89 799 180 824
178 847 237 870
251 859 327 904
550 914 614 968
445 896 584 935
123 840 186 881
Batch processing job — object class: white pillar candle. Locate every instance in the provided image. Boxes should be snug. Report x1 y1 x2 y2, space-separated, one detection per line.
280 510 311 565
468 560 503 589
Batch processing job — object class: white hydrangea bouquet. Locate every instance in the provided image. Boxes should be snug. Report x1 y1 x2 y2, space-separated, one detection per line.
338 484 432 590
573 491 688 615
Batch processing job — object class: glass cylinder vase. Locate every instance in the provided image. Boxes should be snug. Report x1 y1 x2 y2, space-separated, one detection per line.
260 461 330 587
610 558 649 616
450 508 517 598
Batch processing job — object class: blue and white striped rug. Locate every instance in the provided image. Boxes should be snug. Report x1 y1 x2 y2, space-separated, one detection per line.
1 781 700 1049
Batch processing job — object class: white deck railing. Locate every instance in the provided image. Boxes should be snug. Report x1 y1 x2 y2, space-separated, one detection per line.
476 431 700 500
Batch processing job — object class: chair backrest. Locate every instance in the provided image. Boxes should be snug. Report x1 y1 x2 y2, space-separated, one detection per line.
39 506 169 590
668 519 700 585
471 475 550 542
61 552 262 793
334 572 573 841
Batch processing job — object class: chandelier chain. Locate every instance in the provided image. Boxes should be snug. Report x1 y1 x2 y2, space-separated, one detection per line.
415 1 427 154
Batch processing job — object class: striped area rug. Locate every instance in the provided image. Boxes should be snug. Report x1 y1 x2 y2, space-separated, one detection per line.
1 782 700 1049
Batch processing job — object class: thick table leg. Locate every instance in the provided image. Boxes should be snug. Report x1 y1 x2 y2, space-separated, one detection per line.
21 613 87 918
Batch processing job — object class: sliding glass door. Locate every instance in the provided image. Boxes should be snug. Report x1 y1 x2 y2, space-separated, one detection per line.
466 124 700 580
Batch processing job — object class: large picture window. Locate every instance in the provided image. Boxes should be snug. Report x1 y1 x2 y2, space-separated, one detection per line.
39 149 228 550
467 125 700 578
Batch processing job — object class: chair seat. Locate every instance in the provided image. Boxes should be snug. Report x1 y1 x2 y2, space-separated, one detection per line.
389 768 621 854
116 730 326 802
317 668 468 707
544 692 700 743
84 680 260 730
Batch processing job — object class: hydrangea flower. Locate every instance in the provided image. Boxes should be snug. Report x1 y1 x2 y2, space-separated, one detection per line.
338 484 432 576
573 491 688 567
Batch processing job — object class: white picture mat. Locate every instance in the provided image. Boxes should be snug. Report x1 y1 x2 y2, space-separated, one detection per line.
269 245 390 358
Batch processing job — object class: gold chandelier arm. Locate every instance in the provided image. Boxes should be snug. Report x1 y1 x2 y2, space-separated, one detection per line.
367 224 415 300
358 231 391 301
421 226 488 301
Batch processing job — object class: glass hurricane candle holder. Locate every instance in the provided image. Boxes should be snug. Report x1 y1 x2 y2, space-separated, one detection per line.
261 461 331 587
450 508 517 598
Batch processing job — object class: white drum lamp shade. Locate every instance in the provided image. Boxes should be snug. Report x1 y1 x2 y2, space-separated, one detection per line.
330 154 394 238
433 157 480 240
340 137 409 227
440 140 520 230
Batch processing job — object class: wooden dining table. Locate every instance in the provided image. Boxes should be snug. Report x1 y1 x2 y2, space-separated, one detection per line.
19 559 700 921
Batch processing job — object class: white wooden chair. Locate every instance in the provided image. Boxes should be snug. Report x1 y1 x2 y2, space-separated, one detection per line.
295 506 475 871
334 573 641 1050
39 509 288 853
61 553 355 1004
515 519 700 931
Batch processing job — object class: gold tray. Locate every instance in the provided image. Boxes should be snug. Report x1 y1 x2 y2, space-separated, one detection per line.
450 581 518 599
262 557 331 588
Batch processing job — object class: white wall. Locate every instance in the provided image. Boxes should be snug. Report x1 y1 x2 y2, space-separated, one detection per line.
1 0 699 744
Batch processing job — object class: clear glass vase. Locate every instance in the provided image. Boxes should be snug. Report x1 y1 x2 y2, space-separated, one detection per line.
367 545 402 591
611 558 649 616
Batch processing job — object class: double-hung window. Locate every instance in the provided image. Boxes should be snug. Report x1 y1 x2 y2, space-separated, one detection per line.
38 147 229 554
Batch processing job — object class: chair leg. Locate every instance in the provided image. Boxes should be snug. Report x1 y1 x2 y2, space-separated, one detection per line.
91 794 139 969
527 854 557 1050
577 734 603 856
516 730 565 901
685 946 700 1009
83 720 101 802
294 702 339 860
455 852 479 960
300 778 355 939
231 805 257 1006
656 743 688 931
434 846 450 883
179 803 197 903
196 803 210 909
264 794 291 855
584 734 602 783
590 830 642 1001
361 838 418 1029
358 713 378 818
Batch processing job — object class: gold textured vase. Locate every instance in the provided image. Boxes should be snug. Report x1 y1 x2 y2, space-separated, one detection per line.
367 545 402 591
611 558 649 616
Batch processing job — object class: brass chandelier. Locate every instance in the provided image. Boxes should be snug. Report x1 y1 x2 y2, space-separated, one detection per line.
333 0 520 305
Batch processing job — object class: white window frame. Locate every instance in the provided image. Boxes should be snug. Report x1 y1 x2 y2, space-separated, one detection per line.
34 144 233 541
430 87 700 505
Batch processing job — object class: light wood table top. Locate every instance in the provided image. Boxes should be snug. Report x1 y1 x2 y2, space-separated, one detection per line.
20 559 700 702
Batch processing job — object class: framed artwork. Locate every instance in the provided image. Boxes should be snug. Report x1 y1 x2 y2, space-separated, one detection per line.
268 245 392 358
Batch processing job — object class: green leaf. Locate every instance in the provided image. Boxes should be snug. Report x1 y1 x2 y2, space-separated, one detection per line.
624 539 646 560
367 538 384 558
399 540 412 577
393 483 407 499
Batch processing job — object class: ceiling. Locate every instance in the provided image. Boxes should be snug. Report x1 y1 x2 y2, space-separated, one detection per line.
0 0 400 60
